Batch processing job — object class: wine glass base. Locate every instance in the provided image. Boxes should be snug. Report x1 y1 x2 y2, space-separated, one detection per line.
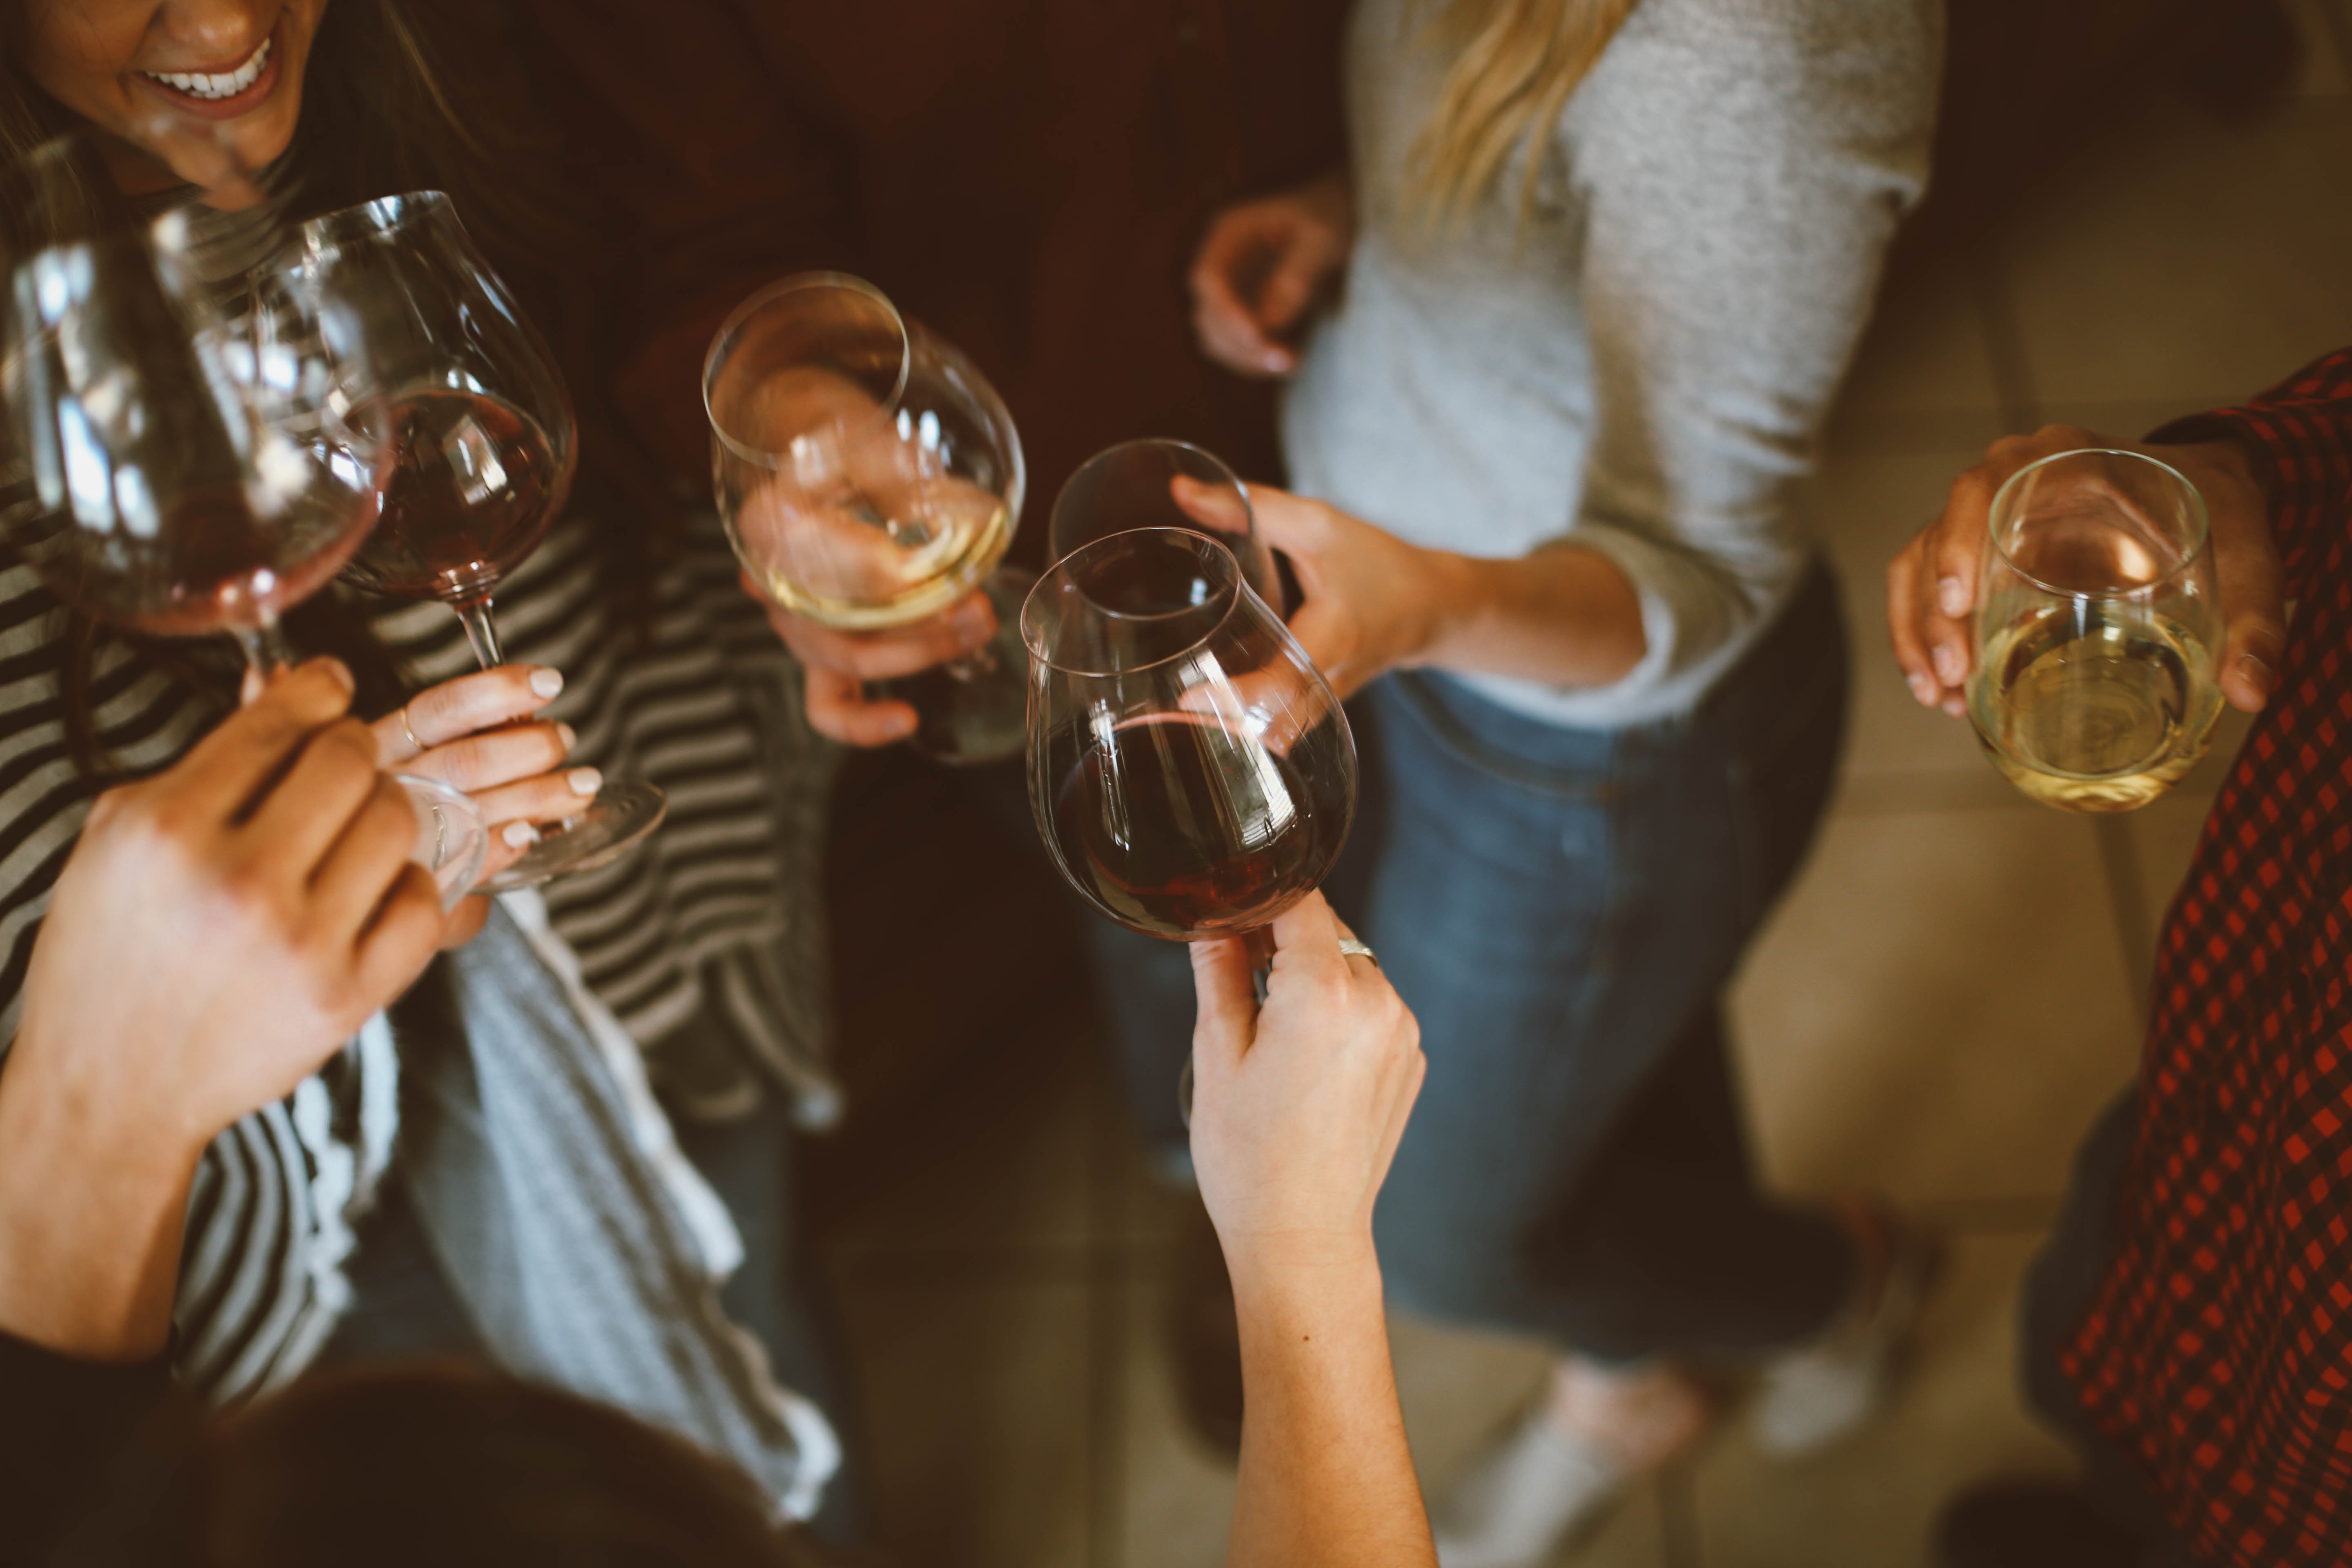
480 779 670 891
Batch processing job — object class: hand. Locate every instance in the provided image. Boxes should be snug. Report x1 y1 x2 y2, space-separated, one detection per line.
374 664 591 927
1189 169 1354 379
0 659 450 1356
748 577 999 746
1188 893 1424 1283
1244 484 1445 701
1888 425 2283 717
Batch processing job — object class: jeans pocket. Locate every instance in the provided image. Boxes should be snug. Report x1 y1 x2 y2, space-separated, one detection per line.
1379 671 1616 804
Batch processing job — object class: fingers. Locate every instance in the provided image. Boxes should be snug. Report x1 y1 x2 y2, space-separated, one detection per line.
380 665 565 765
309 773 428 941
402 721 574 794
804 667 919 746
754 575 996 680
1265 889 1348 984
2209 491 2287 713
1189 934 1261 1071
350 864 450 1011
436 894 492 951
241 717 385 873
173 659 357 822
1188 207 1296 377
472 767 602 841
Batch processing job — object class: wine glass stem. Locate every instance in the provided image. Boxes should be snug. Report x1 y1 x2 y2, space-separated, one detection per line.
231 619 296 677
455 598 505 670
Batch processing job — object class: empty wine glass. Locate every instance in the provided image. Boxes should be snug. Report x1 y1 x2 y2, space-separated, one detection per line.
286 192 667 886
0 139 485 904
1967 448 2223 813
704 273 1029 764
1022 528 1356 940
1049 439 1280 604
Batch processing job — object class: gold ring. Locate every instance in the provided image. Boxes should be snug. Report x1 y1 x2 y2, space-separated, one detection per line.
399 702 425 754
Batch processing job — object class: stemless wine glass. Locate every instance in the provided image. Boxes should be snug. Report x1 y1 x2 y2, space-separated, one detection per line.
287 192 667 886
0 143 485 904
1049 439 1280 604
704 273 1029 764
1966 448 2223 813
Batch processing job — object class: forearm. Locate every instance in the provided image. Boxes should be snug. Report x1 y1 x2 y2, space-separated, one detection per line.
1226 1248 1435 1568
0 1047 198 1362
1412 544 1646 690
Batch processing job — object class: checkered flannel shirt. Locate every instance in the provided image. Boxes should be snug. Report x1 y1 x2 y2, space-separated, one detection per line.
2062 347 2352 1567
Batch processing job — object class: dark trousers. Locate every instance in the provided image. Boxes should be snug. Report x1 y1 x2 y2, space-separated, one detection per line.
2021 1093 2207 1567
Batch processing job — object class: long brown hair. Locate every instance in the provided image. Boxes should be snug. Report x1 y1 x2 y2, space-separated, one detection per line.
1406 0 1641 228
0 0 671 767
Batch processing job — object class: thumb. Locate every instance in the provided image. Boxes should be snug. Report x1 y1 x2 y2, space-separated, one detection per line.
1189 935 1259 1073
2212 519 2287 713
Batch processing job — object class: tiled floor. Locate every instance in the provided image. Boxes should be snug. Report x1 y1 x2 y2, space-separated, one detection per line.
807 10 2352 1566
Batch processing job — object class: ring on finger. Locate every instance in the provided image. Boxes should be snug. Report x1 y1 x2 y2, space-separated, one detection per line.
1337 937 1379 969
399 702 425 755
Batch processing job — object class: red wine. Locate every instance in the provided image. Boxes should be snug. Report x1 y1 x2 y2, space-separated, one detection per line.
342 389 565 603
36 489 364 638
1048 712 1348 939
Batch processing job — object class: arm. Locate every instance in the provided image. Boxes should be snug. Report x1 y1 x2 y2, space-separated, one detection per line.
0 660 450 1359
1188 895 1433 1568
1243 3 1942 701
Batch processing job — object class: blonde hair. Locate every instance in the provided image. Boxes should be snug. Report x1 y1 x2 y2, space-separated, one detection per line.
1406 0 1641 227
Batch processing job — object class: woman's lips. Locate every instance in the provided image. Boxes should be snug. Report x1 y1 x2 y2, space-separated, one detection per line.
131 25 283 121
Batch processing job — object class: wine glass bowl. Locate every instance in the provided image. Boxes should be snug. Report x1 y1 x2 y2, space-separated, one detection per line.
704 272 1029 763
1022 528 1356 941
2 176 382 662
1049 438 1280 606
1966 448 2223 813
287 192 576 660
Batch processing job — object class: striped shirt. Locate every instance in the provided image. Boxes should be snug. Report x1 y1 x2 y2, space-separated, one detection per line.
0 508 838 1401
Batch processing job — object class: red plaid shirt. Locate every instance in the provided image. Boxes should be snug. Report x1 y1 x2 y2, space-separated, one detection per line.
2063 347 2352 1567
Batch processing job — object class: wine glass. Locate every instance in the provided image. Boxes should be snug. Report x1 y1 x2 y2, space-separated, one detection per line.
0 140 486 903
1966 448 2223 812
285 192 667 886
703 273 1029 765
1049 439 1280 604
1022 527 1356 940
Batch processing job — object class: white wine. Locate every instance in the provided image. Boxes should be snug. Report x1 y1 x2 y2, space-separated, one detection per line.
751 497 1011 631
1970 606 2221 812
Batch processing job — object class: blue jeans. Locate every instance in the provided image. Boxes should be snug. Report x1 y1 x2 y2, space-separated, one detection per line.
1091 561 1855 1361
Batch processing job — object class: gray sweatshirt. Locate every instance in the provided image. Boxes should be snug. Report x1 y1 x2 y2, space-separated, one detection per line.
1283 0 1943 728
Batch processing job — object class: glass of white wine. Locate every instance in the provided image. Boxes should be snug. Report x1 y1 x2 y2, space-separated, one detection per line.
703 273 1027 764
1966 448 2222 812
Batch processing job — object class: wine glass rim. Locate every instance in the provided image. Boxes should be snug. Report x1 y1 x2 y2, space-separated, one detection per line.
1022 526 1249 676
702 270 913 469
1985 447 2211 599
1050 437 1254 560
291 189 458 251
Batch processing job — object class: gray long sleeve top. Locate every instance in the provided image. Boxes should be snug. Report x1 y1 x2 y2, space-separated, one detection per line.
1282 0 1943 727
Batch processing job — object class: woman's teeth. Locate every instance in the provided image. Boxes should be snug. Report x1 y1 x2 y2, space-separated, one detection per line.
143 36 272 101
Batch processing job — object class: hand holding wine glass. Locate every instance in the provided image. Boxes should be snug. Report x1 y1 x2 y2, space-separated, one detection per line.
1888 424 2283 719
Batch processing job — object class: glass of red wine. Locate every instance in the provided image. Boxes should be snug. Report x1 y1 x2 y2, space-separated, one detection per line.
1022 528 1356 942
0 139 487 904
286 192 666 888
1048 439 1281 606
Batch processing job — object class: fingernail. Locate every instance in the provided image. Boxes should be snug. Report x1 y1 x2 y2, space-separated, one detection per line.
1908 672 1940 706
529 667 564 699
1936 576 1969 617
1932 644 1966 685
566 767 602 797
556 722 577 753
2238 651 2275 696
317 657 355 694
1941 695 1968 719
501 820 541 849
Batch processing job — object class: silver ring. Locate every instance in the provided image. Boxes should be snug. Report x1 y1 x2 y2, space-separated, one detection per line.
1337 938 1379 968
399 702 425 755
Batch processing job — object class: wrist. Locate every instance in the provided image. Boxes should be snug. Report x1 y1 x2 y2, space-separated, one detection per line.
1403 549 1486 671
1223 1227 1384 1314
